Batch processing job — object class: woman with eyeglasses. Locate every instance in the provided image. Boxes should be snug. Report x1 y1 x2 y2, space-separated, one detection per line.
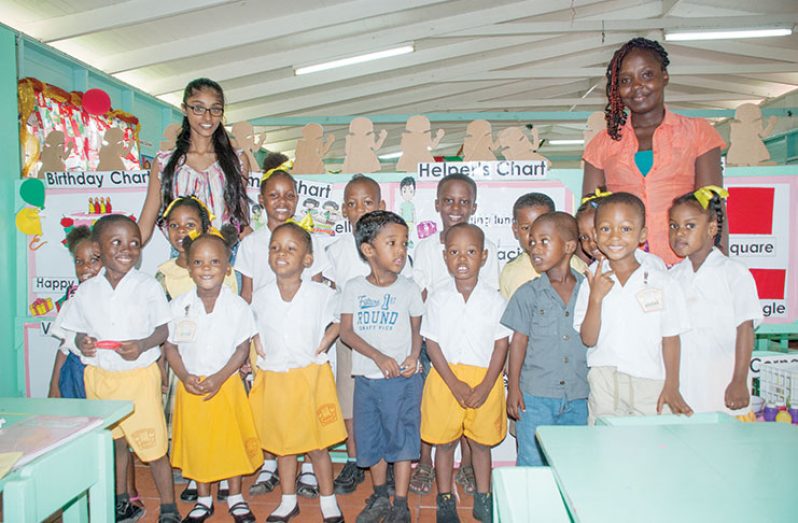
139 78 252 245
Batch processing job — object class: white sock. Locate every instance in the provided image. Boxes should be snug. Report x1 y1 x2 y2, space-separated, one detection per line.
190 496 212 517
271 494 297 518
220 479 229 490
227 494 248 515
188 479 197 489
256 460 277 483
300 462 318 486
320 494 341 518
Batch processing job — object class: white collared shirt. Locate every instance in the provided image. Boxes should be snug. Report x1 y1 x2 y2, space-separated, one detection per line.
252 281 338 372
323 232 412 288
51 298 79 356
60 268 172 371
573 257 690 380
167 286 256 376
412 234 499 293
587 249 667 272
235 226 330 292
421 280 511 367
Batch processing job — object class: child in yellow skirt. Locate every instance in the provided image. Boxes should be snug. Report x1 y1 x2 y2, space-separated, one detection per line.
249 222 346 522
421 223 511 523
164 227 262 522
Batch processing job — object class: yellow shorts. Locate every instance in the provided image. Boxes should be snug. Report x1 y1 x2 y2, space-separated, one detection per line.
421 363 507 446
84 363 168 462
250 363 346 456
171 375 262 483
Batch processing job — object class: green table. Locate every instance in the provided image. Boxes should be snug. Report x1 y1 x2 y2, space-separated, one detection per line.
0 397 131 522
537 422 798 523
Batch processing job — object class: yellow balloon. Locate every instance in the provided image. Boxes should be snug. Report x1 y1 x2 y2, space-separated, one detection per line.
15 207 42 236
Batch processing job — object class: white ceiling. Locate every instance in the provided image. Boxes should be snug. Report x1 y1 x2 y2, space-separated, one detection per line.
4 0 798 161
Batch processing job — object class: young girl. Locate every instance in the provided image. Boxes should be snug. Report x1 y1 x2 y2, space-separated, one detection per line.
164 229 262 522
575 190 608 265
249 223 346 522
668 186 763 413
139 78 251 245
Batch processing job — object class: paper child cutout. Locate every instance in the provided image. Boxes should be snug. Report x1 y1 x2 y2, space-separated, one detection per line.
293 123 335 174
40 130 73 173
342 117 387 173
97 128 130 171
159 123 181 151
584 112 606 147
231 122 267 173
727 103 778 166
463 120 498 162
497 126 551 167
396 115 445 172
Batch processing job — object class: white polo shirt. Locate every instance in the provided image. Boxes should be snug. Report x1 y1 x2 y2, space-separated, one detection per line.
412 234 499 293
235 226 330 292
167 286 256 376
421 280 511 368
323 232 412 288
587 249 667 272
573 257 690 380
251 281 338 372
60 268 172 371
51 298 79 356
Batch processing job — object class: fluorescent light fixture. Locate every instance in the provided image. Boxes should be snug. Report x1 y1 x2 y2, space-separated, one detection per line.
665 27 792 41
548 139 585 145
378 152 403 160
295 45 414 75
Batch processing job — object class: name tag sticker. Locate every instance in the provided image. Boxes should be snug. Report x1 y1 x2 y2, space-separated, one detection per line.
636 288 664 312
174 319 197 342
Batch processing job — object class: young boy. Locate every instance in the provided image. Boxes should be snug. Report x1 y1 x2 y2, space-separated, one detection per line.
61 215 179 522
573 193 693 423
410 172 497 496
501 212 589 467
421 223 510 523
339 210 424 523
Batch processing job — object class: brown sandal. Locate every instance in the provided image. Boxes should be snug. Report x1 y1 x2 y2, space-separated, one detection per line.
409 463 434 495
455 465 476 495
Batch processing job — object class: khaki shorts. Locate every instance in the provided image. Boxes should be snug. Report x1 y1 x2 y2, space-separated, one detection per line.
587 366 670 425
335 339 355 419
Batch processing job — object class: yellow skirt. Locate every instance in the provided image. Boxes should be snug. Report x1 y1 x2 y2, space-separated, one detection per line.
171 375 263 483
421 363 507 446
250 363 346 456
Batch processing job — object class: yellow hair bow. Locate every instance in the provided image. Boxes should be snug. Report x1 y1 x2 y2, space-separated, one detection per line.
581 187 613 205
261 160 294 182
187 226 225 241
693 185 729 210
286 212 314 233
161 195 216 223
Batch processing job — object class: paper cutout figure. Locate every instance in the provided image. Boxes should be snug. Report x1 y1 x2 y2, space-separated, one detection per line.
396 115 445 172
231 122 267 172
293 123 335 174
40 130 73 173
463 120 498 162
727 103 778 166
584 112 606 147
342 117 387 173
97 128 130 171
159 123 181 151
497 126 551 167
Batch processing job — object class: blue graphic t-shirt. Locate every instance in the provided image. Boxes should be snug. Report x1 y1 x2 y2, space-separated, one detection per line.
339 275 424 378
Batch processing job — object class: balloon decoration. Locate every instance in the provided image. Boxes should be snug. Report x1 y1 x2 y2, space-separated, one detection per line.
15 207 42 236
82 88 112 115
20 178 46 209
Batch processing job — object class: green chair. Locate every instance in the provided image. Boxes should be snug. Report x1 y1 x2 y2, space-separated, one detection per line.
492 466 571 522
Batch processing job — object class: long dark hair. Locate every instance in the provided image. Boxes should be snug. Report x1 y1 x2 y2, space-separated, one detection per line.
161 78 250 228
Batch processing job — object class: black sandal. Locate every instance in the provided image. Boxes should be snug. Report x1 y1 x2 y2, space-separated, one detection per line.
249 469 280 495
228 501 256 523
182 502 213 523
296 471 319 498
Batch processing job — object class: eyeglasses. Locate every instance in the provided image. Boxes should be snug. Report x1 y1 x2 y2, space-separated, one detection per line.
184 104 224 117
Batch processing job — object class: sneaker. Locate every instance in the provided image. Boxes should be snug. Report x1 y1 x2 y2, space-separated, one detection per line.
436 493 460 523
472 492 493 523
158 510 182 523
356 494 391 523
115 499 144 523
334 461 366 494
386 503 411 523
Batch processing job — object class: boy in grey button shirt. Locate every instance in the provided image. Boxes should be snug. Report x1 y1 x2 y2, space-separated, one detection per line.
501 212 589 466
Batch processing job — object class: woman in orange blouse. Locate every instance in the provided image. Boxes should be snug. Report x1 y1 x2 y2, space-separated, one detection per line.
582 38 725 266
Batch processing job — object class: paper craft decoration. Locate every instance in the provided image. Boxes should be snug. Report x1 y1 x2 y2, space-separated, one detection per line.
0 452 22 479
65 197 128 228
159 123 181 151
82 88 111 115
417 220 437 240
497 126 551 167
463 120 498 162
396 115 445 172
20 178 46 209
342 117 387 173
15 207 42 236
29 297 54 316
231 122 267 173
584 111 605 147
40 130 73 173
727 103 778 166
293 123 335 174
97 128 131 171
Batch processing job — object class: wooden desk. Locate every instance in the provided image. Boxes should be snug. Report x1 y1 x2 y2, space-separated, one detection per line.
0 397 131 522
537 422 798 523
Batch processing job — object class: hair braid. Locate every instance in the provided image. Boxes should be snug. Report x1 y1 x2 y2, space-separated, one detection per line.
709 193 725 247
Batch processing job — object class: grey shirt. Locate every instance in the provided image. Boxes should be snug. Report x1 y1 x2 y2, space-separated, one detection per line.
501 269 589 400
